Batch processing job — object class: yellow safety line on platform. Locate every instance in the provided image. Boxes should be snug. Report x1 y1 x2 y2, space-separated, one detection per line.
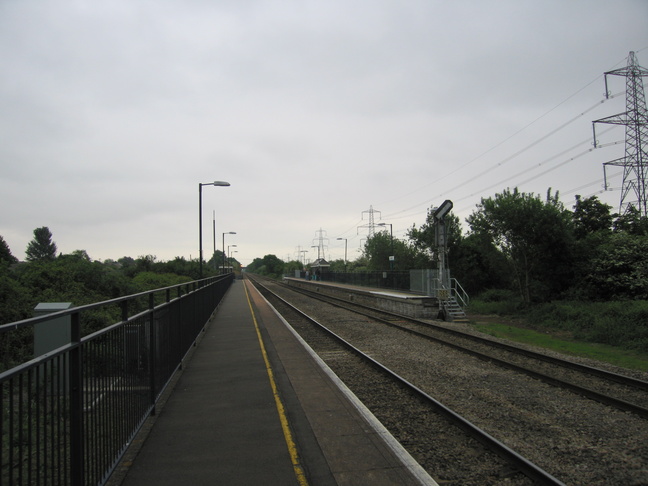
243 281 310 486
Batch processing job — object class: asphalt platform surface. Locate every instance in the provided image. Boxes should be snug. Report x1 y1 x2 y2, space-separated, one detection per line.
111 278 436 486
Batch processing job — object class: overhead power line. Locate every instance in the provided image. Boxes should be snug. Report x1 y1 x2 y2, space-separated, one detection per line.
383 91 623 223
356 54 647 240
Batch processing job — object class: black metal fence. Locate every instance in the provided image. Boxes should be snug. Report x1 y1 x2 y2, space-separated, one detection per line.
0 274 233 486
318 271 412 292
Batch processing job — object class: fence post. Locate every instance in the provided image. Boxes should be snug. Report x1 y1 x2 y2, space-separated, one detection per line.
69 311 84 486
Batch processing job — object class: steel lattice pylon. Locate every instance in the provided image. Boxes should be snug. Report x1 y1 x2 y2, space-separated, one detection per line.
358 205 381 238
593 51 648 217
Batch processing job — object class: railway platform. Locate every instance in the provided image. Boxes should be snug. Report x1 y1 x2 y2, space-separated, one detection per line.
109 278 436 486
282 277 439 319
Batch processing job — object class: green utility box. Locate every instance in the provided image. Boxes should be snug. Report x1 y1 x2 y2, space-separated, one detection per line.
33 302 73 394
33 302 73 358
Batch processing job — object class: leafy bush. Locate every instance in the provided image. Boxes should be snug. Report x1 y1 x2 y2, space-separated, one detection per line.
469 289 524 315
132 271 191 292
525 300 648 353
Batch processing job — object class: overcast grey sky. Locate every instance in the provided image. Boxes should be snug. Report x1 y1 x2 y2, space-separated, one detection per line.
1 0 647 266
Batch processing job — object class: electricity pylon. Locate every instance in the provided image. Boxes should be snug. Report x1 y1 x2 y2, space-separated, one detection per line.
358 205 381 238
312 228 328 261
592 51 648 217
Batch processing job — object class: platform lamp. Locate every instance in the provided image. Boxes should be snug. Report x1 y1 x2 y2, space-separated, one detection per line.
199 181 230 278
336 237 347 272
213 210 217 270
222 232 236 274
228 245 237 266
377 223 393 271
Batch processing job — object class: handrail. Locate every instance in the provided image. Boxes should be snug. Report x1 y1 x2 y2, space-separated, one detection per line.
451 278 470 308
0 275 228 334
0 273 233 486
429 277 470 315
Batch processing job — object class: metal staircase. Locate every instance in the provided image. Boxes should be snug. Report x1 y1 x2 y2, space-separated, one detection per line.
443 296 467 321
435 278 469 322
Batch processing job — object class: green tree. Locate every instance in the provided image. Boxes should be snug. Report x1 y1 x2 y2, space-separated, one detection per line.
132 271 191 292
205 251 225 275
0 263 31 325
25 227 57 262
363 231 428 271
14 250 135 335
613 206 648 236
572 195 613 239
581 232 648 300
567 200 648 300
0 263 34 369
347 254 369 272
0 235 18 264
408 210 462 264
282 259 303 276
263 254 285 277
247 254 285 278
467 188 575 303
450 232 511 295
17 250 133 306
363 231 394 271
117 256 137 276
568 196 614 299
408 206 515 295
328 259 346 272
134 254 157 273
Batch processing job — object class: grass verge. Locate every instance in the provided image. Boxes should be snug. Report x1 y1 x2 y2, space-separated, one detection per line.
469 318 648 372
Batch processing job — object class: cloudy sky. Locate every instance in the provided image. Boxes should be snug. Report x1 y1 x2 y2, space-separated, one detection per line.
1 0 647 267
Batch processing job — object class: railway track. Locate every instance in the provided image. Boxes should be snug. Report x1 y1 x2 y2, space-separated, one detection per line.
248 275 565 485
247 274 648 485
276 278 648 419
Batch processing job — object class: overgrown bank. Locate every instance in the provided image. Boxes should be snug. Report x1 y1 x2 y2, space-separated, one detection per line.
469 293 648 371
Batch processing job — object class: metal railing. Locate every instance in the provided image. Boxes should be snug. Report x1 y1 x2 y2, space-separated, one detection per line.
317 271 411 291
0 274 233 486
450 278 470 309
429 277 469 306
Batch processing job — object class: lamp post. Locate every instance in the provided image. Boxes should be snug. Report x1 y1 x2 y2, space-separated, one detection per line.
336 237 347 272
377 223 393 271
222 232 236 273
228 244 237 265
199 181 230 278
212 210 216 270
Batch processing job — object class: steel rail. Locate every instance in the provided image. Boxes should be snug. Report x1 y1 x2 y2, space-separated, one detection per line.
285 280 648 391
280 281 648 419
249 276 567 486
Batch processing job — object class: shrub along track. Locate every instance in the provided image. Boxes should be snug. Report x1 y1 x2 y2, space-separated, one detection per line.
248 275 648 486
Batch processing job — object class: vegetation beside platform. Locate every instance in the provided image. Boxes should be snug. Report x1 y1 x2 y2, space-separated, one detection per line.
468 293 648 372
3 188 648 373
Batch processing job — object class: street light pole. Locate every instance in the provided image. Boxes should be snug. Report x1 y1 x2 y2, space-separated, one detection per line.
222 232 236 273
336 237 347 272
228 244 237 266
213 210 216 270
377 223 393 271
199 181 230 278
